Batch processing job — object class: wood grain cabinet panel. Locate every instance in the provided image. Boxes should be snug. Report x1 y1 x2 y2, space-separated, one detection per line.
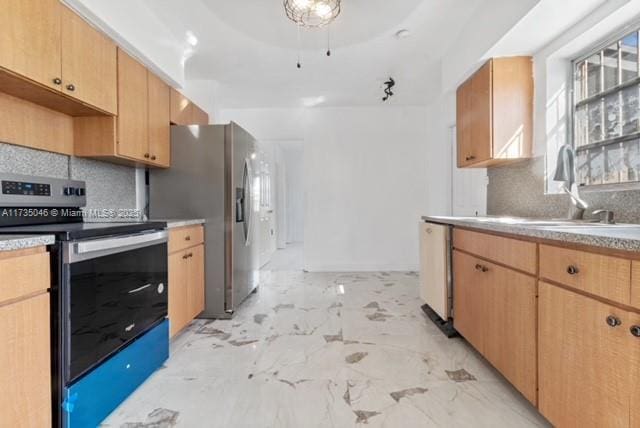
168 225 204 254
61 6 117 114
187 244 205 320
483 261 537 404
0 0 62 91
456 57 533 168
538 281 630 428
168 250 189 337
0 293 51 428
539 244 631 305
191 105 209 125
147 71 171 167
0 247 49 305
116 49 149 162
453 228 537 274
632 261 640 309
170 88 192 125
629 310 640 428
453 250 486 352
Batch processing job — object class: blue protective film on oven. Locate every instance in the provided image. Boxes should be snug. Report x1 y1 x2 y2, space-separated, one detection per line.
63 319 169 428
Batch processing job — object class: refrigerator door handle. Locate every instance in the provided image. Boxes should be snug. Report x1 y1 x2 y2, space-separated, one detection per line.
243 157 255 246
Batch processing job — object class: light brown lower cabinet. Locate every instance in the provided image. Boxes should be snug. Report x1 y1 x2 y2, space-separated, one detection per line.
0 247 51 428
453 249 537 404
168 226 205 337
538 281 632 428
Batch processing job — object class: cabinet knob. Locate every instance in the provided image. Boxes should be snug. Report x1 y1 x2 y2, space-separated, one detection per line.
567 265 579 275
465 155 476 161
475 264 489 273
182 253 189 259
151 155 157 161
144 153 150 159
52 77 62 85
475 264 482 271
606 316 622 328
185 236 191 241
66 84 75 91
481 266 489 273
631 326 640 337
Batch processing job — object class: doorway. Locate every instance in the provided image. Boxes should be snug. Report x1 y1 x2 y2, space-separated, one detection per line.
256 140 305 271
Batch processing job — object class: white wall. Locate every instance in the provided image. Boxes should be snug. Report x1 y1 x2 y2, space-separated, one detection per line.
220 106 449 271
282 146 305 243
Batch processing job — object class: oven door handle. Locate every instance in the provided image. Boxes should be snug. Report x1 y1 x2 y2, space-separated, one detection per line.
67 230 168 263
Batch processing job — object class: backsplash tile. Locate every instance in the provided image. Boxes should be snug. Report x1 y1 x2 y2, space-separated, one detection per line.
69 157 138 221
488 156 640 224
0 142 68 178
0 143 138 218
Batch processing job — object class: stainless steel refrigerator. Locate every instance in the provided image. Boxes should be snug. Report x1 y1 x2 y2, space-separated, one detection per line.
149 122 259 318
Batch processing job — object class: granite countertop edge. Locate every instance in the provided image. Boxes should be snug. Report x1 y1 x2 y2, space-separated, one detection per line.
152 219 207 229
0 235 56 252
422 216 640 252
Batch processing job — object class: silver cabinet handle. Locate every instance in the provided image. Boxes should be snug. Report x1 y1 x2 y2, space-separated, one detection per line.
125 323 135 332
128 283 152 294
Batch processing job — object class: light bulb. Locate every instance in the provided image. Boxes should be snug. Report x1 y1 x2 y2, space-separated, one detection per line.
314 2 332 18
293 0 311 9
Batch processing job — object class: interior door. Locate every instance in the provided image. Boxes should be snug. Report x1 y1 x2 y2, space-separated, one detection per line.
61 6 117 114
538 281 629 427
0 0 62 90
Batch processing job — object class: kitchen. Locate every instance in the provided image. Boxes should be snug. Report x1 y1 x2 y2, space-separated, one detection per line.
1 0 639 427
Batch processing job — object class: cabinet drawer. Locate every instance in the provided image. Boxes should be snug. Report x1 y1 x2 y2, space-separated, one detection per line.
539 245 631 305
0 249 49 305
168 225 204 254
631 262 640 309
453 228 536 274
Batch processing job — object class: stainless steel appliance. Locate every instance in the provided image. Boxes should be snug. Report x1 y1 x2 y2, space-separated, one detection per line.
149 122 259 318
419 221 457 337
0 173 169 428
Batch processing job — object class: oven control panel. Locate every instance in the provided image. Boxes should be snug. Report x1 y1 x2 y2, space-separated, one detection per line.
2 180 52 196
0 173 86 207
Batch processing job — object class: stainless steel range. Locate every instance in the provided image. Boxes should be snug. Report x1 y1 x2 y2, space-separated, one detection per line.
0 173 169 428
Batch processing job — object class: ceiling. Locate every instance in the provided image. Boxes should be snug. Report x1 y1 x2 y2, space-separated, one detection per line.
144 0 485 108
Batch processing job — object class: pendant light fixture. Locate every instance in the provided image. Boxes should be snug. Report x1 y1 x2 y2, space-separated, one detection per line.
283 0 341 68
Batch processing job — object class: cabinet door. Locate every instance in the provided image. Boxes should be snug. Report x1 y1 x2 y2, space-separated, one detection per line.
468 60 492 164
453 250 485 352
192 105 209 125
187 244 205 320
147 71 171 167
483 262 537 404
0 293 51 428
630 311 640 428
61 6 117 114
456 79 473 167
170 88 192 125
169 252 188 337
539 281 630 427
117 49 149 161
0 0 62 90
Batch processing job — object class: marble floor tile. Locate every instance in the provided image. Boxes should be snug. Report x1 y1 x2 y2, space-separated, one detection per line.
102 271 550 428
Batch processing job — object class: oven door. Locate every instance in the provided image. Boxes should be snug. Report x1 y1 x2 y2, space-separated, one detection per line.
62 230 168 383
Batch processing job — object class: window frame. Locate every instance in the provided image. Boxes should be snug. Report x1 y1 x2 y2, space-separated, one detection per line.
570 21 640 190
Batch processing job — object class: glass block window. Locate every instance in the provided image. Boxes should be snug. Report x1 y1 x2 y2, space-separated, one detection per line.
573 30 640 186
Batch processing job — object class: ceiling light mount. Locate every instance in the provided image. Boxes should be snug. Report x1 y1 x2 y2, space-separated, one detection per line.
284 0 341 28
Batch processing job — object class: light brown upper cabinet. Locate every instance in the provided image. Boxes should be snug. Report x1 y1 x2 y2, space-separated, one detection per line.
0 0 116 116
170 87 209 125
117 49 149 162
0 0 62 91
75 49 170 168
147 72 171 167
456 57 533 168
170 88 192 125
61 6 117 115
192 105 210 125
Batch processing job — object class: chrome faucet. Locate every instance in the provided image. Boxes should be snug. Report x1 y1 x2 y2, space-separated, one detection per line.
562 185 588 220
593 209 615 224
